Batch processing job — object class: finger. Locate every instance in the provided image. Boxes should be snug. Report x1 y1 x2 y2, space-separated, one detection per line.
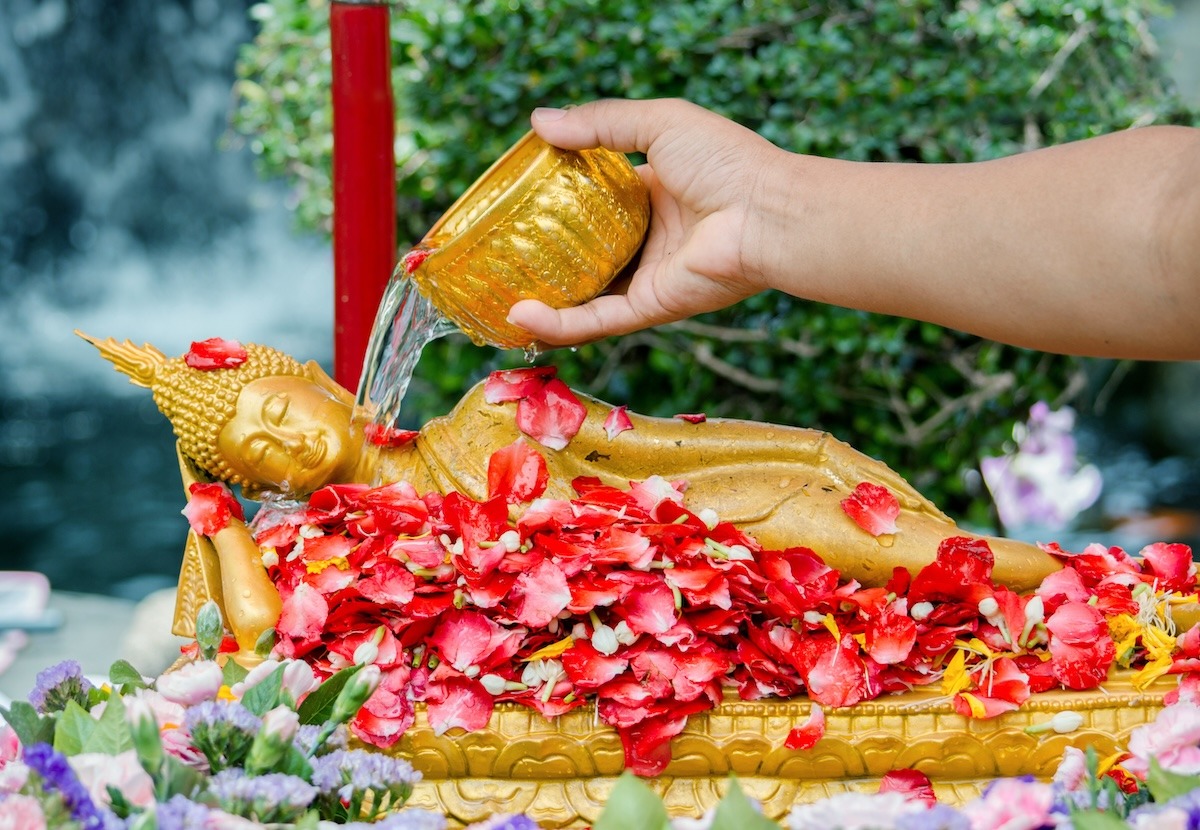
507 295 653 346
530 98 697 155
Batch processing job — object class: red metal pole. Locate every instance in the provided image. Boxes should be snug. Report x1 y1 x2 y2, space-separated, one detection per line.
330 1 396 390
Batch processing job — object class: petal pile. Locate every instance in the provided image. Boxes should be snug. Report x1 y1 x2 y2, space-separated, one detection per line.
254 369 1200 777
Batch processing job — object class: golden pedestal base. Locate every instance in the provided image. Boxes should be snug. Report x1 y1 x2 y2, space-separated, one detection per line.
393 673 1169 827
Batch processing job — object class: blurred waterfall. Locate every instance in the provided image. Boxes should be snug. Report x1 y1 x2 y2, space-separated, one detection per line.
0 0 332 598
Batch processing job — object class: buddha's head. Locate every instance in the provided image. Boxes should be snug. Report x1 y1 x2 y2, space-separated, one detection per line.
78 332 357 496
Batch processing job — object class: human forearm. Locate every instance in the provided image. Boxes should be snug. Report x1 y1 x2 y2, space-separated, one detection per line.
753 126 1200 359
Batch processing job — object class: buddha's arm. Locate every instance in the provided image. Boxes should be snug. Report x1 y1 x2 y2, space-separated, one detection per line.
208 520 282 660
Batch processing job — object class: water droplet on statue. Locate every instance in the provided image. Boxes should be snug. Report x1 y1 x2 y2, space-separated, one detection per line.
523 344 540 363
877 534 896 548
568 346 578 353
242 589 252 598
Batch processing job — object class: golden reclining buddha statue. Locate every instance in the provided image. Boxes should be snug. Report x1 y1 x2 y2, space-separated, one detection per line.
76 330 1190 826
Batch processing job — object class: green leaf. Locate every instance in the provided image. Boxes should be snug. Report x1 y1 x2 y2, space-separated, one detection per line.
0 701 55 747
53 700 98 755
1069 810 1134 830
108 660 148 691
595 771 671 830
240 663 287 716
158 755 207 801
1147 757 1200 803
255 627 277 658
711 775 780 830
81 692 133 755
297 664 364 726
222 658 250 688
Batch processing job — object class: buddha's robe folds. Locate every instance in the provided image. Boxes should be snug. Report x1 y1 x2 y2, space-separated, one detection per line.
374 382 1060 591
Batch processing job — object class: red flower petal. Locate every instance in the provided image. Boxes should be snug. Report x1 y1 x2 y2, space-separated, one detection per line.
879 769 936 806
512 560 572 628
909 536 995 604
1139 542 1196 593
604 405 634 440
351 665 415 748
674 413 706 424
784 704 825 750
401 247 433 274
840 482 900 536
276 582 329 652
516 378 587 450
487 439 549 503
181 482 244 536
619 582 679 636
425 676 494 735
483 366 558 404
184 337 248 370
865 603 917 665
363 423 419 448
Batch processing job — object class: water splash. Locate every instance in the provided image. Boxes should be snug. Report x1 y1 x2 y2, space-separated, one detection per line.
353 270 456 473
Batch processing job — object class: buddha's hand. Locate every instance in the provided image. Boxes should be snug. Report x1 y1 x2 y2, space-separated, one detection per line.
509 98 786 346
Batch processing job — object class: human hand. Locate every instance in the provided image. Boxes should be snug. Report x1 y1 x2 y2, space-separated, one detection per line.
507 98 785 346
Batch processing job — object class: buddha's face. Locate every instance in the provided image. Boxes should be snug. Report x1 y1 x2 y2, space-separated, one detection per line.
217 375 355 494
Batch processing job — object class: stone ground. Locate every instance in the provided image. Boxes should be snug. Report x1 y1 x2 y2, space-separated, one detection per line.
0 589 185 706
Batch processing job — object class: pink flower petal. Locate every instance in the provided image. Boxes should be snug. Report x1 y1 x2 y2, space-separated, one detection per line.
784 704 825 750
483 366 558 404
512 560 572 628
276 582 329 647
184 337 247 370
401 247 433 274
516 378 587 450
674 413 706 424
880 769 937 806
840 482 900 536
487 439 549 503
604 405 634 440
1140 542 1197 593
363 424 419 448
426 677 494 735
181 482 244 536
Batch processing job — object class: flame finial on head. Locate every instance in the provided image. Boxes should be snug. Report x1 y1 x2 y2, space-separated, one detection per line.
74 330 168 388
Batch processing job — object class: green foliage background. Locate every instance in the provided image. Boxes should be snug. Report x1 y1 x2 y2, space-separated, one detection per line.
230 0 1195 526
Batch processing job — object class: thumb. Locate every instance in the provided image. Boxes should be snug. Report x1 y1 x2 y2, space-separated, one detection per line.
530 98 695 155
507 295 648 347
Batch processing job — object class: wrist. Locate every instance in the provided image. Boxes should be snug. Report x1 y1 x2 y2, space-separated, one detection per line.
740 148 825 295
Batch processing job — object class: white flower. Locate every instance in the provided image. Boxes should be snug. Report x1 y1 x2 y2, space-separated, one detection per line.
910 602 934 621
499 530 522 552
698 508 719 530
155 659 224 706
68 750 155 809
786 791 923 829
480 674 508 696
592 624 619 656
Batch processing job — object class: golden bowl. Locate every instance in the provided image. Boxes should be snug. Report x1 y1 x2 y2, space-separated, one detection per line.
404 131 650 349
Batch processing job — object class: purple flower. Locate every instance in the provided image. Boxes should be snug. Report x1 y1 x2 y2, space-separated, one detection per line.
153 794 214 829
980 402 1102 532
183 700 262 772
295 722 348 756
205 768 317 824
310 748 421 820
28 660 93 714
22 743 118 830
340 809 450 829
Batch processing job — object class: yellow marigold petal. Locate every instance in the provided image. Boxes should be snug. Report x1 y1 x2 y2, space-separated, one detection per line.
942 648 971 696
959 692 988 718
305 556 350 575
217 685 237 701
822 614 841 641
1131 655 1174 691
1097 752 1126 777
524 636 575 661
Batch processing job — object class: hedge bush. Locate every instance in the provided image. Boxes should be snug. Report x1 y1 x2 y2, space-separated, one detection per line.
230 0 1195 526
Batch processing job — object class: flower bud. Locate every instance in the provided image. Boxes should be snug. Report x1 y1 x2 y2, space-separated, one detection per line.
245 705 300 774
910 602 934 621
124 695 164 773
978 597 1000 617
1024 596 1045 625
330 665 382 725
591 624 619 656
353 640 379 667
480 674 507 696
499 530 522 552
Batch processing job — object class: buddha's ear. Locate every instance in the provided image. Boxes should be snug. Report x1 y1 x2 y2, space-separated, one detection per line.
305 360 354 407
